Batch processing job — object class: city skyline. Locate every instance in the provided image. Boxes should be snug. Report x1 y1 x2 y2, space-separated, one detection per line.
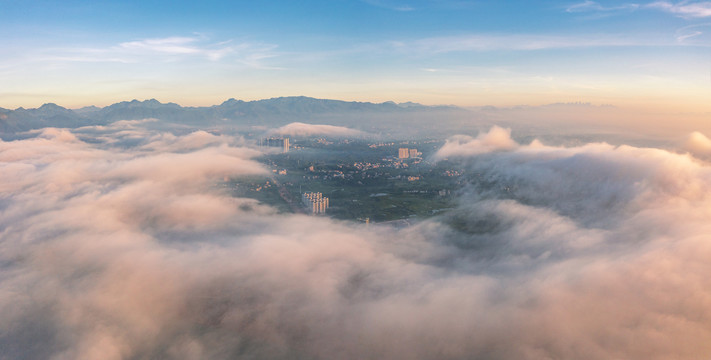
2 0 710 113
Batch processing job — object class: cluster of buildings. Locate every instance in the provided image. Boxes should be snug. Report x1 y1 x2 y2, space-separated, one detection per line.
302 192 329 214
442 170 461 177
353 161 384 171
261 137 290 153
314 138 334 145
398 148 420 159
368 141 396 148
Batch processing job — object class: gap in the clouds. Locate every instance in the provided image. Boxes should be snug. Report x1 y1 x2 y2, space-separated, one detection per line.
227 136 465 225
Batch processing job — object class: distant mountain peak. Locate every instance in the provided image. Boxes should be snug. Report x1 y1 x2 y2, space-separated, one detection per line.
396 101 424 108
220 98 245 106
37 103 75 115
39 103 64 110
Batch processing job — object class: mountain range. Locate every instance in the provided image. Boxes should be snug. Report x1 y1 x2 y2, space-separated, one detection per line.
0 96 466 134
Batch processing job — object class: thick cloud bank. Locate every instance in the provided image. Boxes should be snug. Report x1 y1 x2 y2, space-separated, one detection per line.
2 124 711 359
432 126 518 160
269 122 365 137
685 131 711 158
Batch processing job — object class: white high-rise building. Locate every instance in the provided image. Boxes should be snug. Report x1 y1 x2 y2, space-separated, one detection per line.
302 192 329 214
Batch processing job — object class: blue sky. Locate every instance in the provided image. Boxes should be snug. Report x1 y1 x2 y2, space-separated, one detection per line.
1 0 710 110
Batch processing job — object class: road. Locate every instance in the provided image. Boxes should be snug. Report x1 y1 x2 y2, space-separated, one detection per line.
269 176 307 214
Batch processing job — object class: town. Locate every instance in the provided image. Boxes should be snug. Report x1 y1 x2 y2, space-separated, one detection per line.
228 136 467 223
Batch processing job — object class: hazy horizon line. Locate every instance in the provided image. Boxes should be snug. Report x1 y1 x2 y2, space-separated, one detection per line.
0 95 620 112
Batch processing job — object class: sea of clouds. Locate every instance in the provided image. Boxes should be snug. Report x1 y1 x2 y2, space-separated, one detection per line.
1 123 711 359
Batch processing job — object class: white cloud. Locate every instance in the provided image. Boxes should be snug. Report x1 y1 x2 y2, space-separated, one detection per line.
361 0 415 11
566 0 641 13
648 1 711 18
119 37 203 54
432 126 518 159
566 0 711 18
36 35 281 69
402 33 656 54
677 29 703 40
3 124 711 358
684 131 711 157
269 122 366 137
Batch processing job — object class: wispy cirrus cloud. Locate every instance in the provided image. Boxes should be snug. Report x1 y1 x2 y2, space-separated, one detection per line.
647 1 711 18
673 22 711 44
360 0 415 11
360 0 477 11
39 35 281 69
397 33 658 54
117 36 237 60
565 1 711 45
119 37 205 55
566 0 711 18
565 0 641 13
